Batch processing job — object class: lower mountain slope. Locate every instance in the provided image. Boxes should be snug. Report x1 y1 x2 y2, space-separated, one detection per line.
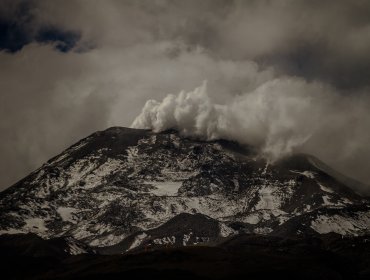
1 232 369 280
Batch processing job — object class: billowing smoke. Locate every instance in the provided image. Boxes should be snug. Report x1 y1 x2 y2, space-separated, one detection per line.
132 79 370 166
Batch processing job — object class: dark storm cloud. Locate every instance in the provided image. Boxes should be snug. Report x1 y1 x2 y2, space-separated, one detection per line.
0 0 81 52
0 0 370 192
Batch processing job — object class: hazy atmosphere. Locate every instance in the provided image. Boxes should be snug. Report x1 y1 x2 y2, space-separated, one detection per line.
1 0 370 191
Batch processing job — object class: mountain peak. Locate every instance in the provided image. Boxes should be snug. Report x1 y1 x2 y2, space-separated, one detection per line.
0 126 369 252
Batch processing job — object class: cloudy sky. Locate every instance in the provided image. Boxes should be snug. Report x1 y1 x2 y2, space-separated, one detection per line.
1 0 370 192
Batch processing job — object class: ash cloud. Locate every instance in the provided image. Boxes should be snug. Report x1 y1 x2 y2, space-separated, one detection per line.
1 0 370 191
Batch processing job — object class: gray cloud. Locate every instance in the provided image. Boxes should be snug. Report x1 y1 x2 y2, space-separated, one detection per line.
0 0 370 192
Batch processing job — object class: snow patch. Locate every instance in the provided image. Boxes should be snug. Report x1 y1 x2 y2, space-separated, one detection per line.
146 181 182 196
219 223 236 237
81 159 124 189
322 195 332 206
255 185 282 211
262 162 269 175
88 231 127 247
311 212 370 236
153 236 176 245
0 228 24 235
128 233 148 250
233 178 240 192
23 218 47 233
254 227 273 234
319 183 334 193
290 170 315 179
66 238 88 255
126 146 139 163
244 213 261 224
57 207 77 223
183 232 193 245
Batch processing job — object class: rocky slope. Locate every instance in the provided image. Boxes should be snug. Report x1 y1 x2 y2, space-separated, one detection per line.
0 127 369 253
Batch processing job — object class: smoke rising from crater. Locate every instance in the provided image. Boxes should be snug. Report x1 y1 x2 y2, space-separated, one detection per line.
132 80 370 184
131 80 322 159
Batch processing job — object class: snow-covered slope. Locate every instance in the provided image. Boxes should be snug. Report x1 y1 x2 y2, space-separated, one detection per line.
0 127 369 253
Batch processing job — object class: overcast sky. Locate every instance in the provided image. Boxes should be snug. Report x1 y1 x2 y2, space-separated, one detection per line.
1 0 370 192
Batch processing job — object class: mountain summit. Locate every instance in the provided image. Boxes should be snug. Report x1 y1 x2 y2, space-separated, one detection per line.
0 127 369 252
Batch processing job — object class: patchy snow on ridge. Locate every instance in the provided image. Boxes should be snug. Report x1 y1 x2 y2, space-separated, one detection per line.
183 232 193 245
153 236 176 245
319 183 334 193
0 228 24 235
243 213 261 224
311 213 370 236
290 170 315 179
57 207 77 223
128 233 148 250
255 185 282 211
23 218 47 234
81 158 124 189
322 195 333 206
65 238 88 255
219 223 236 237
146 181 182 196
1 127 369 249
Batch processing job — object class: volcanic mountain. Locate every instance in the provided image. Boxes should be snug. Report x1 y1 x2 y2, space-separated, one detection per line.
0 126 369 253
1 127 370 279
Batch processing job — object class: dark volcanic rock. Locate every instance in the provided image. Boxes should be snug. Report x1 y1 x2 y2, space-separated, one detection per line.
1 233 370 280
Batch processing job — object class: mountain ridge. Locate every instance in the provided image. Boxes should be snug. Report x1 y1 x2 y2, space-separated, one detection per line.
0 126 369 254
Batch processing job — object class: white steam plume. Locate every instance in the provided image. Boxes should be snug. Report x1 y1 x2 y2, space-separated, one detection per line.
131 78 333 160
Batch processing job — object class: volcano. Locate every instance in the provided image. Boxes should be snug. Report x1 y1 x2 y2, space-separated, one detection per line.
0 127 369 279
